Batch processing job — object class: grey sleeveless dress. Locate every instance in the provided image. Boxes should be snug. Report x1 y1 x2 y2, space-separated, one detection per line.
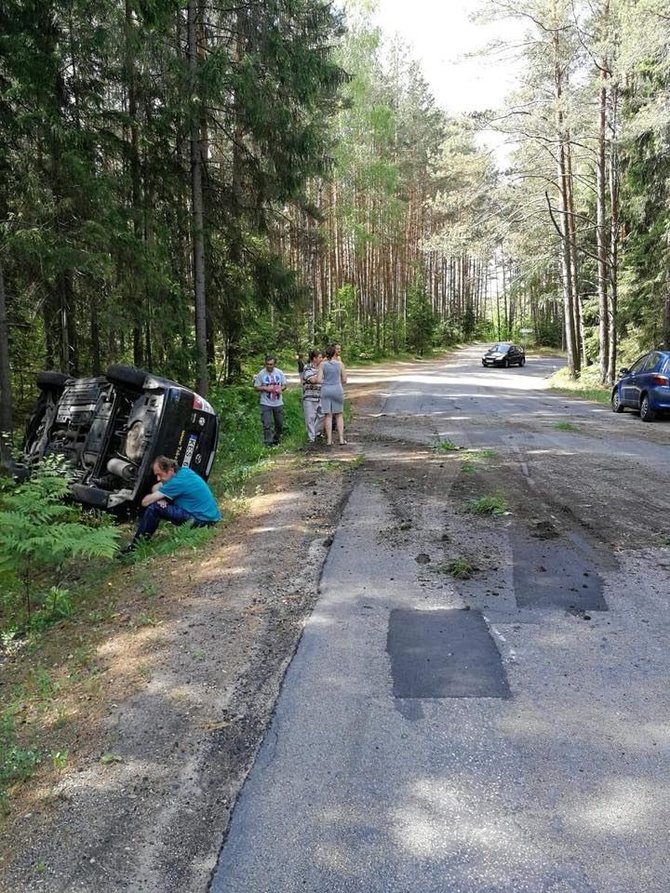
320 360 344 413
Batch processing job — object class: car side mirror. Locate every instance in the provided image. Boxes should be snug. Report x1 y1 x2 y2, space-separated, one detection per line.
619 368 629 375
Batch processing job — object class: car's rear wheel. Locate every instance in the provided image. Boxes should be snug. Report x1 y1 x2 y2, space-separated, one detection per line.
611 390 624 413
37 371 70 390
640 394 656 422
106 364 148 389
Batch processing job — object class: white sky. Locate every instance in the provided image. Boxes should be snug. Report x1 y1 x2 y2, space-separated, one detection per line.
371 0 523 115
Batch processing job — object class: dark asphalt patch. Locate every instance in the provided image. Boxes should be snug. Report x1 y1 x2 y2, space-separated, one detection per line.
511 530 608 611
387 608 510 699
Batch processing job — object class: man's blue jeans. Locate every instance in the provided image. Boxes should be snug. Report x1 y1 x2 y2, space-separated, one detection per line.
136 501 208 540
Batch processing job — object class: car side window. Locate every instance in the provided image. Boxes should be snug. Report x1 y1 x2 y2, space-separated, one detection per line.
628 354 649 374
646 352 662 372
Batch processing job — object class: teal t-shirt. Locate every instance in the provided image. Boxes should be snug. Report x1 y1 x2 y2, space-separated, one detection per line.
159 467 221 522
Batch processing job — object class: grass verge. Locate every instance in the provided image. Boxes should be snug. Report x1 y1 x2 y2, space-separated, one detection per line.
549 366 611 406
0 385 310 815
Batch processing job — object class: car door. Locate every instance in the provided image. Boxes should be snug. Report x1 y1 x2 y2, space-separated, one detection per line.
636 351 664 406
623 352 654 406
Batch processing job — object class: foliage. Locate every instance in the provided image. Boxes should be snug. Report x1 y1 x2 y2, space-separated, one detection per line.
549 366 611 405
406 280 436 356
0 458 119 630
0 711 40 814
434 439 461 453
437 557 474 580
467 494 508 516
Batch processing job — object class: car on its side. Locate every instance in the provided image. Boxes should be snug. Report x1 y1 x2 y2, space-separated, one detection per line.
481 343 526 368
611 349 670 422
23 365 220 513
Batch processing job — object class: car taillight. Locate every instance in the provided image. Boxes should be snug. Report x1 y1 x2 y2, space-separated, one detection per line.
192 394 204 409
651 375 669 386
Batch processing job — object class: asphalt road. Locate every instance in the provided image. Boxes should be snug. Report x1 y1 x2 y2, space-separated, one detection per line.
210 347 670 893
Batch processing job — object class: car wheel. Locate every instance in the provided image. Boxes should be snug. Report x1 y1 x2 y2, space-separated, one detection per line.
37 371 70 390
640 394 656 422
503 358 510 368
106 364 148 389
519 357 526 367
482 360 486 367
611 390 624 413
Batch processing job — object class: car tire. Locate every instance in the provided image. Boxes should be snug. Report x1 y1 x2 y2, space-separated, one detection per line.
503 358 509 368
37 371 70 390
106 364 148 389
482 360 486 367
520 357 526 367
611 390 624 413
640 394 656 422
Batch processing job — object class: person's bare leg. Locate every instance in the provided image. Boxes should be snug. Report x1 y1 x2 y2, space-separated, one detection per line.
336 413 346 444
324 414 333 445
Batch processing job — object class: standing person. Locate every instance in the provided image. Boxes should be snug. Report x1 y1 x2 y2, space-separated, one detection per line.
296 353 305 374
119 456 220 553
253 354 287 446
333 342 342 360
302 349 324 443
317 344 347 446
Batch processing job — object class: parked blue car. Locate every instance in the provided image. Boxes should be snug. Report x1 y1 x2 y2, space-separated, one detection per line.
611 349 670 421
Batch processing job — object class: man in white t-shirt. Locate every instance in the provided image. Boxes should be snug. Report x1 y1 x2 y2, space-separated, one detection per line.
253 355 287 446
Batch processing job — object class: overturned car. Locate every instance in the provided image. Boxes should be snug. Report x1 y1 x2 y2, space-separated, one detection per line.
23 365 219 513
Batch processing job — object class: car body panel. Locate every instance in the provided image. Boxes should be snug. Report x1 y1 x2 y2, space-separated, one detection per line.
23 367 219 512
481 343 526 367
611 350 670 420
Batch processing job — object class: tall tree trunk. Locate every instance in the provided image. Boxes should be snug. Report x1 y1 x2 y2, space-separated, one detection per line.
596 2 610 383
126 0 144 369
607 86 620 384
188 0 208 396
552 16 579 377
0 260 12 438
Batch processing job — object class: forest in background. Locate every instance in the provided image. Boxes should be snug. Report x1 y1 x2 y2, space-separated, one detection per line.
1 0 669 429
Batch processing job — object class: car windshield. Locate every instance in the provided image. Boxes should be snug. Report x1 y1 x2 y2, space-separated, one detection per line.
491 343 510 351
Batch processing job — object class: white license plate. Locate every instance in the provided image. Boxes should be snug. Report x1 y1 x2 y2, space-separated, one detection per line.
183 433 197 467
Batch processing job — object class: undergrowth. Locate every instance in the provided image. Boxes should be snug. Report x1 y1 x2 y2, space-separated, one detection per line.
0 384 311 813
549 366 610 405
467 494 508 516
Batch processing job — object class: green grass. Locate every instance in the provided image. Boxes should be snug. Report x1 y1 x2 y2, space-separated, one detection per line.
434 439 462 453
549 366 611 405
435 557 474 579
467 494 508 516
470 448 497 460
553 421 579 432
0 712 40 814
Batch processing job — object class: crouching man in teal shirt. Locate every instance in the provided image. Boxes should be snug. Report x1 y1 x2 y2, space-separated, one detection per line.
119 456 220 554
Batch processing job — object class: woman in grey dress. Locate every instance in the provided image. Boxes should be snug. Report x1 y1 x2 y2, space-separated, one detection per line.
317 344 348 445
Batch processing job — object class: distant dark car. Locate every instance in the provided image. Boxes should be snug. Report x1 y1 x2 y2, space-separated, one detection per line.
611 349 670 422
482 343 526 368
23 365 219 512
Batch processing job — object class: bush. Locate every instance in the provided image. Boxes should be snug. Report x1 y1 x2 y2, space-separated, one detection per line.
0 458 119 632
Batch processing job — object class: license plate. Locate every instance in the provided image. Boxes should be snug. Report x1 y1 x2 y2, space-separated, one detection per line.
182 433 197 467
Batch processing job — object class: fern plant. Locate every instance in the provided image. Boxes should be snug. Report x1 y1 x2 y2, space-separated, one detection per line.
0 458 119 628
